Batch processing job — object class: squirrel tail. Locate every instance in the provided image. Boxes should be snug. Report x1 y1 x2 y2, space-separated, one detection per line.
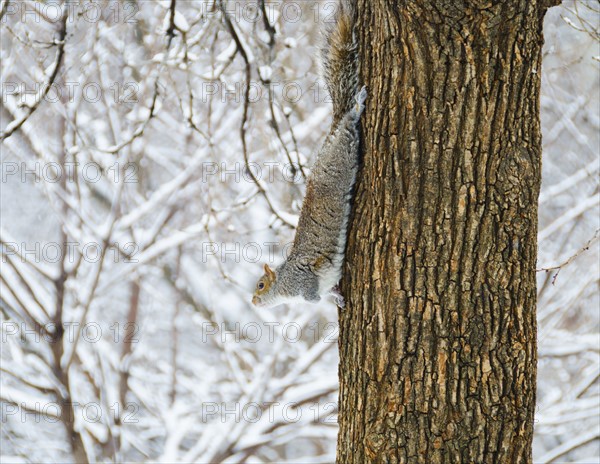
321 0 360 124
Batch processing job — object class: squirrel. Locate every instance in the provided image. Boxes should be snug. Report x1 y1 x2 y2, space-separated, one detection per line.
252 0 366 308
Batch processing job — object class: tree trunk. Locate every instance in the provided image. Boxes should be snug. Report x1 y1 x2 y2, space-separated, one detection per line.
338 1 559 463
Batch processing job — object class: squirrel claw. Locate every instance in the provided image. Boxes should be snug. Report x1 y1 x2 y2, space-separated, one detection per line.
331 286 346 309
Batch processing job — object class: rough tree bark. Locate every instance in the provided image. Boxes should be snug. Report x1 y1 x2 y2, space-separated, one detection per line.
338 1 560 463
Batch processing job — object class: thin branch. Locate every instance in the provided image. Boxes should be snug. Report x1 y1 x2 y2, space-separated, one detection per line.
537 228 599 284
99 81 161 155
0 3 68 141
0 273 50 338
259 0 307 181
0 0 10 22
166 0 178 49
220 1 295 228
538 429 600 463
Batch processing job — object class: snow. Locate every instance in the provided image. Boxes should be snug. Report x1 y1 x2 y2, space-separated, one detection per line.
0 1 598 463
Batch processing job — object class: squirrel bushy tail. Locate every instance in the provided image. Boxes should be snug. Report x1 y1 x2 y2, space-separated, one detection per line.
321 0 359 124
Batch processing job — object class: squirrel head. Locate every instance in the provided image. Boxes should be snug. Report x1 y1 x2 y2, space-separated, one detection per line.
252 264 278 307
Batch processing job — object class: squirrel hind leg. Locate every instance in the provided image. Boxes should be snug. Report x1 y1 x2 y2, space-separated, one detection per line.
352 86 367 118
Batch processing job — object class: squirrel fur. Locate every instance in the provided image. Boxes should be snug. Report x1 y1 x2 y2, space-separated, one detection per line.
252 0 366 308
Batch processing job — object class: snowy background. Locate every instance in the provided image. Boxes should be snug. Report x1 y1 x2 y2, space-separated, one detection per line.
0 1 598 462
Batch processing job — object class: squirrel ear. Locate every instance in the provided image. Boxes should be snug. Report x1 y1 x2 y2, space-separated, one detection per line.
263 264 276 280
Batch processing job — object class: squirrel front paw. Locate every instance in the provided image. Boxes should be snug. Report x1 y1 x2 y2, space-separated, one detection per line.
331 285 346 309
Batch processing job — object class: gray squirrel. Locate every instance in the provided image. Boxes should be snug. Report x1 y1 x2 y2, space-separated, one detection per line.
252 0 366 308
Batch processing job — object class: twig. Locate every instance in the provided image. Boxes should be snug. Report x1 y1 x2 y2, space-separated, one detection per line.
166 0 178 49
100 80 161 154
0 3 68 141
219 1 295 228
0 0 10 22
537 429 600 463
537 228 599 284
259 0 307 182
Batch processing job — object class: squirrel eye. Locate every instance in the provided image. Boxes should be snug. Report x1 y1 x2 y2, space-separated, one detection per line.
258 282 265 290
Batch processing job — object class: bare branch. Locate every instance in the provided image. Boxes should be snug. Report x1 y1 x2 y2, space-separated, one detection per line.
0 3 68 141
537 228 599 284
